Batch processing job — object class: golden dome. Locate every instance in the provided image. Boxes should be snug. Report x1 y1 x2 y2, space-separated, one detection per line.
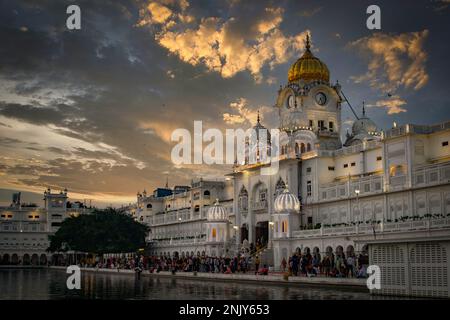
288 35 330 83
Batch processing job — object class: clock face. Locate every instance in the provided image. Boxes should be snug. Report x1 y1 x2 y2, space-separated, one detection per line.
315 92 327 106
287 95 295 108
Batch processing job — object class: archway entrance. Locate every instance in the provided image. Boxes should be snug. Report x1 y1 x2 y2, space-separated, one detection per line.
240 224 249 243
23 254 30 265
255 221 268 247
11 254 19 265
40 254 47 265
31 254 39 265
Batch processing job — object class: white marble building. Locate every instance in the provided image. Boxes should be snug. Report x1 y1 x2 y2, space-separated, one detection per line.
136 179 235 257
0 189 89 265
144 36 450 273
231 36 450 269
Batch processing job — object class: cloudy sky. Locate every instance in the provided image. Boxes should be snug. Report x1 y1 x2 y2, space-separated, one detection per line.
0 0 449 207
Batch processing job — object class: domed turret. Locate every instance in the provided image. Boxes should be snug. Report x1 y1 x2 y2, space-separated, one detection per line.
344 103 380 146
274 188 300 213
288 34 330 83
250 111 271 143
352 104 377 134
207 199 228 221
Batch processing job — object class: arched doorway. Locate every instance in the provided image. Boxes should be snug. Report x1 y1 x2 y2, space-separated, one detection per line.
346 245 355 257
11 254 19 265
313 247 321 262
40 254 47 265
240 223 249 243
255 221 268 247
361 244 369 254
23 254 30 265
336 245 344 257
3 254 10 265
31 254 39 265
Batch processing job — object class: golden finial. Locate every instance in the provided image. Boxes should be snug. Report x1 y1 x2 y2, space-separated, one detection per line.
305 33 311 51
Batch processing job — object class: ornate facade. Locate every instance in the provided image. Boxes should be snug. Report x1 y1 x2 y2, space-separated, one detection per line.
0 189 89 265
144 36 450 270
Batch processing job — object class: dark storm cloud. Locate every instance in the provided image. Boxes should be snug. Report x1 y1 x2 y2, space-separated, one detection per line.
0 102 70 125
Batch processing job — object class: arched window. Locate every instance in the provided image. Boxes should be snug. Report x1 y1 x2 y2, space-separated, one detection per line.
282 220 288 232
238 186 248 211
295 143 300 155
307 143 311 151
275 177 286 197
212 228 217 238
203 190 210 198
146 203 152 209
194 205 200 212
301 143 306 153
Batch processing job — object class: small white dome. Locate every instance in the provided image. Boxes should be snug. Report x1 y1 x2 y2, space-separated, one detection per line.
207 199 228 221
274 188 300 213
352 117 377 135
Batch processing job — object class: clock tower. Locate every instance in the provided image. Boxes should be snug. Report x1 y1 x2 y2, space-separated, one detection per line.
275 34 343 152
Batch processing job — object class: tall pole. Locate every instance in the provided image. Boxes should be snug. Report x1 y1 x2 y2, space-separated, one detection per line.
340 90 360 120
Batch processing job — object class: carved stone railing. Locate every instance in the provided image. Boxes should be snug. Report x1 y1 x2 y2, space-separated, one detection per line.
251 201 268 211
291 218 450 239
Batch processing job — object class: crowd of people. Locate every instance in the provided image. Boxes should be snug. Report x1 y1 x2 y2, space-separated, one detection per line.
73 249 368 279
282 249 369 278
145 254 268 274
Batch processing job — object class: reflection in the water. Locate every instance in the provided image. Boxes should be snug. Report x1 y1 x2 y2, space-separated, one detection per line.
0 269 403 300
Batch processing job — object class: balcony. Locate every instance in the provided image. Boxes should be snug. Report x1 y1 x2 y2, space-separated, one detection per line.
383 122 450 139
413 162 450 187
251 201 268 211
149 209 207 226
151 236 207 247
292 217 450 239
318 175 383 202
334 140 382 157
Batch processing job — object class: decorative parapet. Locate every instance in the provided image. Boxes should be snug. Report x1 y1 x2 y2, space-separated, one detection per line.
292 217 450 239
383 121 450 139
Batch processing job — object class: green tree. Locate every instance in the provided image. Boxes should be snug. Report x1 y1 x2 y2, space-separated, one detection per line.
48 208 149 254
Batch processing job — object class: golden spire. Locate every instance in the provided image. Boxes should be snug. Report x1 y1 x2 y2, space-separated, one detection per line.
287 33 330 83
305 33 311 51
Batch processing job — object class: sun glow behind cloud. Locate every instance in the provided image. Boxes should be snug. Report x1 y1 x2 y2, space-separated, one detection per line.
349 30 429 114
137 1 309 82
